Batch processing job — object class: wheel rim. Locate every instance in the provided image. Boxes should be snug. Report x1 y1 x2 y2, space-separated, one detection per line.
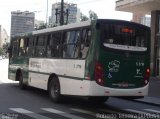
19 75 23 86
51 83 59 97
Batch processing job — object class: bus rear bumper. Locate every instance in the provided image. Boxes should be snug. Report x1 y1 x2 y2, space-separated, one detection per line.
87 81 149 96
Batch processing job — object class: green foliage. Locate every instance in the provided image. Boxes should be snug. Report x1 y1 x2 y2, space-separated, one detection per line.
35 23 47 30
89 10 98 20
80 13 89 22
0 42 10 55
2 42 9 54
80 10 98 22
0 47 3 55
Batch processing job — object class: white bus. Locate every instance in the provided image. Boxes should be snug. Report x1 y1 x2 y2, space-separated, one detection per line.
8 19 150 103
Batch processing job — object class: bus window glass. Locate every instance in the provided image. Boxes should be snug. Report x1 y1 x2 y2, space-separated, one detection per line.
38 35 45 46
28 37 35 57
63 30 80 58
81 29 91 58
19 38 26 56
50 33 61 57
34 35 46 57
46 34 52 57
20 38 24 48
12 39 19 57
103 24 148 51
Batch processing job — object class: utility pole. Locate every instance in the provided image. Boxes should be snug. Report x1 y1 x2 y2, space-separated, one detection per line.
60 0 64 25
46 0 48 27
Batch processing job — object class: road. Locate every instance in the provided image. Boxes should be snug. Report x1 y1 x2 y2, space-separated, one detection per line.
0 59 160 119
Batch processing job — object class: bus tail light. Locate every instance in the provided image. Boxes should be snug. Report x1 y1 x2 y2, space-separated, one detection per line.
144 68 150 85
94 61 104 86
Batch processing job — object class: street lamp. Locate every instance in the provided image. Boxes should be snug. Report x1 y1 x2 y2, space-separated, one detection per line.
55 3 69 26
55 4 59 24
60 0 64 25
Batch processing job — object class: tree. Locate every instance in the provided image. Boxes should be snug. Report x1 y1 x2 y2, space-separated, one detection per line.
89 10 98 20
80 13 89 22
35 23 47 30
80 10 98 22
0 48 3 55
2 42 9 55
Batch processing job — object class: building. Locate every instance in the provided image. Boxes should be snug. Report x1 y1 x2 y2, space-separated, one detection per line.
140 15 151 27
11 10 35 37
0 25 9 48
49 2 80 26
34 19 45 30
115 0 160 76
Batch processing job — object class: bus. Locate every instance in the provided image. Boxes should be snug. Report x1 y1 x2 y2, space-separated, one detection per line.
8 19 150 103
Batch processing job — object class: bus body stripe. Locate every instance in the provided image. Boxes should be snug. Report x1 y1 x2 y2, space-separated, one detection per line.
29 70 84 80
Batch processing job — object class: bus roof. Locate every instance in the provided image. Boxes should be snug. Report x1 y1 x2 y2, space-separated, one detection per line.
33 20 91 35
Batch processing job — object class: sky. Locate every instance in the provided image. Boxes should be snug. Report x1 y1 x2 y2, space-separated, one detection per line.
0 0 132 36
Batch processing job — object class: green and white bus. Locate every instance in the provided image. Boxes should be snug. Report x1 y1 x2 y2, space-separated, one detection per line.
8 19 150 103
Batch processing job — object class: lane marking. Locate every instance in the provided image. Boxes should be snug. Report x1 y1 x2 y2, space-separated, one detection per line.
144 109 160 114
41 108 86 119
98 108 120 114
71 108 95 117
0 79 18 84
9 108 52 119
124 109 147 114
123 109 150 119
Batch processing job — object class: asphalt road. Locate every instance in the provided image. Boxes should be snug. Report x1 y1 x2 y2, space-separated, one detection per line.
0 82 160 119
0 59 160 119
148 77 160 98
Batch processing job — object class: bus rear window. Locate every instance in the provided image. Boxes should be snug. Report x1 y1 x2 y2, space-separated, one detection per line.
103 24 148 51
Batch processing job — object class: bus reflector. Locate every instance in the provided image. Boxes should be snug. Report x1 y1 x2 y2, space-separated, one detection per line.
85 75 91 80
94 61 104 86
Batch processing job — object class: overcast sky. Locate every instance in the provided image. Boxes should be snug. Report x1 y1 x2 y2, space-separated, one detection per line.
0 0 132 35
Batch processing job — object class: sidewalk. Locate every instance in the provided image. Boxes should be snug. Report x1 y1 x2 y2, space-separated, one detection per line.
134 77 160 106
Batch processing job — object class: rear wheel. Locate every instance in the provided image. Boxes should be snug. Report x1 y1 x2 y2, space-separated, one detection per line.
88 96 109 103
49 77 62 103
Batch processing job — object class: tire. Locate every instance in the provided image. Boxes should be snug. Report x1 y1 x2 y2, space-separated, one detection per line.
88 96 109 103
18 73 27 89
49 77 62 103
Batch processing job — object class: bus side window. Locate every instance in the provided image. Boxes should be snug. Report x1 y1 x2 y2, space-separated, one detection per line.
46 34 52 57
18 38 25 56
18 37 30 57
12 39 19 58
81 29 91 58
25 37 29 56
35 35 46 57
51 33 61 58
63 30 80 58
28 37 35 57
34 36 39 57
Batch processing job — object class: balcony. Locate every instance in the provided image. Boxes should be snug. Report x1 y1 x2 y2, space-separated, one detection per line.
116 0 160 14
